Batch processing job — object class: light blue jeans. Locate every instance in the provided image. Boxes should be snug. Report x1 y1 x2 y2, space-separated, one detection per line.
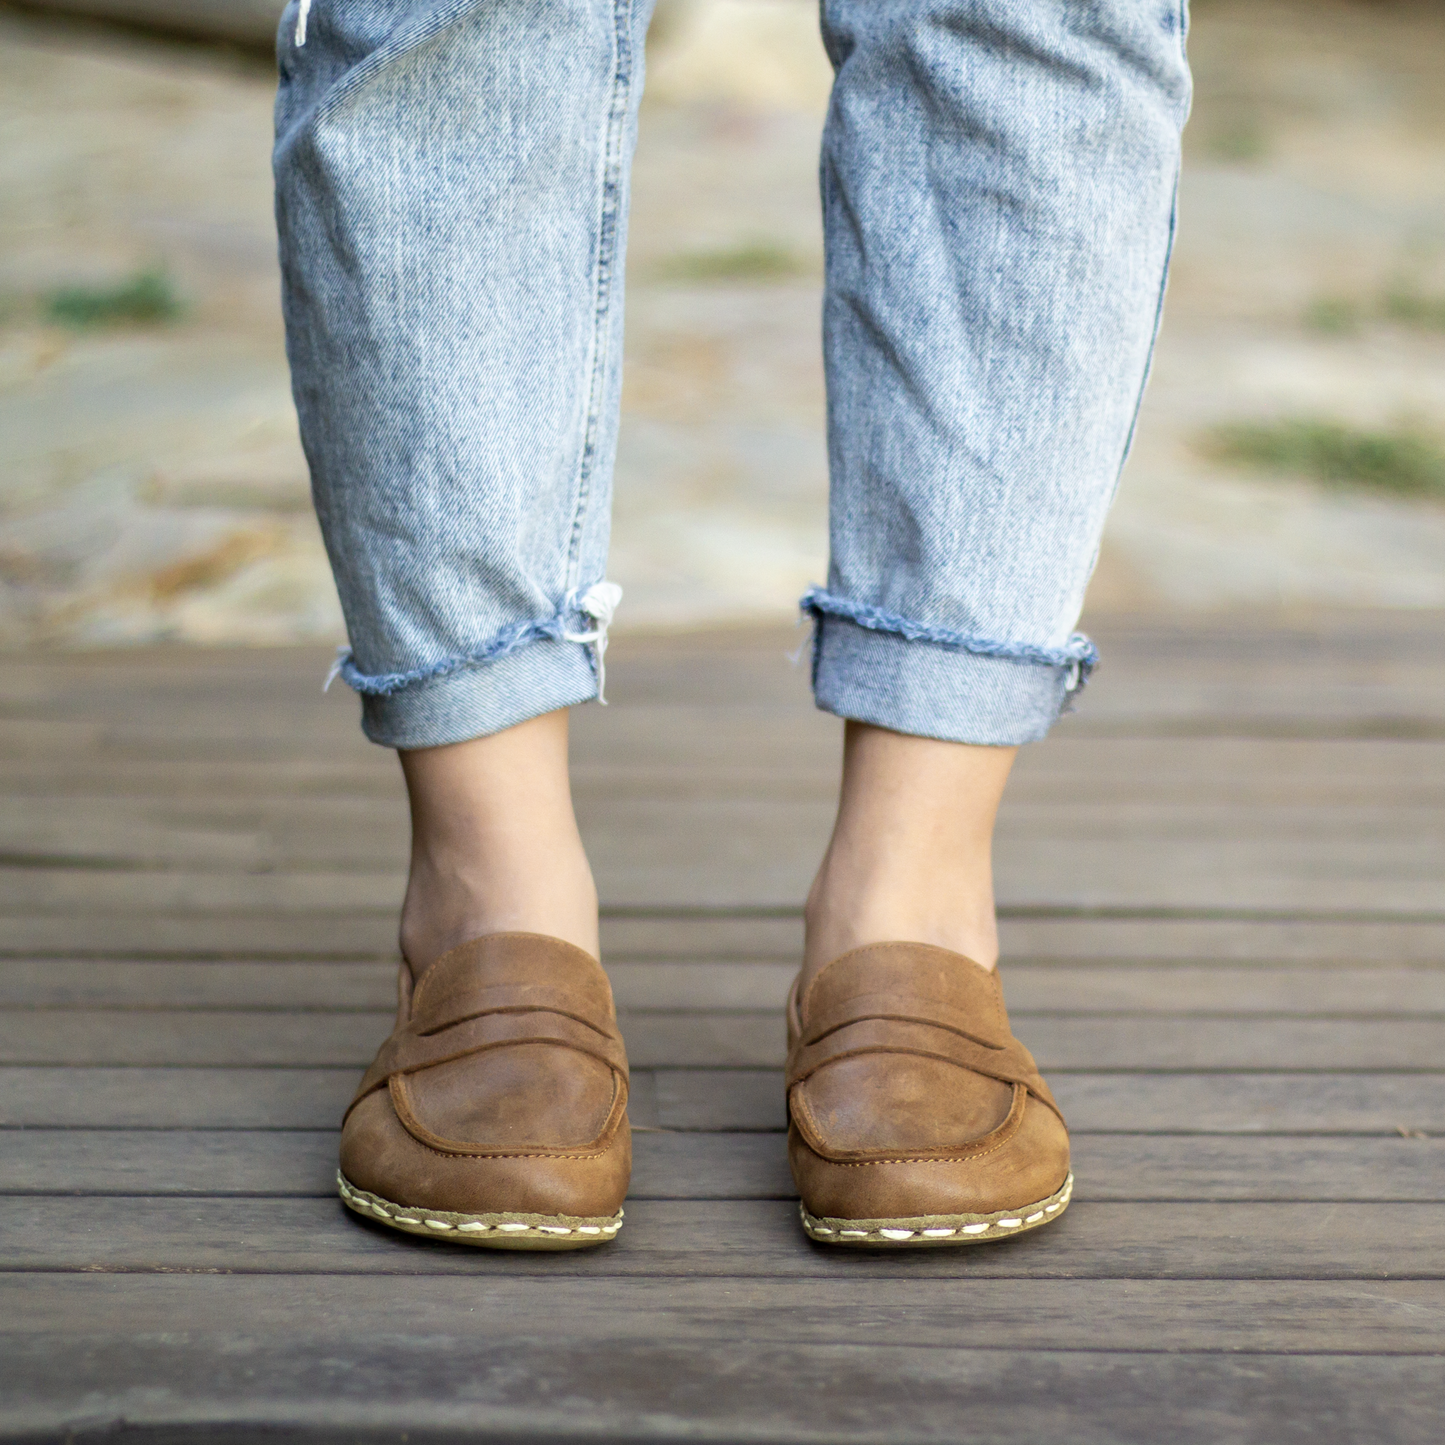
274 1 1190 749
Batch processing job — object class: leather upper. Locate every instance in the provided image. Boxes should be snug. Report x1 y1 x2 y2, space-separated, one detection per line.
786 942 1070 1219
339 932 631 1217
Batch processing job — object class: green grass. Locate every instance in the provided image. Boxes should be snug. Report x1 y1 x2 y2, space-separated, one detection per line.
1382 285 1445 331
1206 118 1268 163
1303 283 1445 335
1203 419 1445 500
44 269 182 328
1304 296 1361 335
654 241 805 283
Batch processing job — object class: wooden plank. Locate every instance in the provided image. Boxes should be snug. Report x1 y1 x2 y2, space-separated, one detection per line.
0 870 409 915
0 912 401 959
0 758 400 799
2 1197 1442 1278
5 822 1445 912
0 1068 360 1128
12 751 1445 810
9 1272 1445 1356
11 796 1445 883
0 960 402 1010
996 916 1445 963
3 1326 1442 1445
3 1129 1440 1203
2 1316 1443 1445
3 1008 1440 1069
6 958 1444 1013
7 1067 1441 1134
6 912 1444 966
653 1069 1445 1135
10 739 1445 809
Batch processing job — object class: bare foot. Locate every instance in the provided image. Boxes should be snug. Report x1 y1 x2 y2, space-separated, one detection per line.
397 709 598 976
802 721 1017 986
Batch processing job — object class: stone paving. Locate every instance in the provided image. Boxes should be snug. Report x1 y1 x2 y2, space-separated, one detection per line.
1 0 1443 649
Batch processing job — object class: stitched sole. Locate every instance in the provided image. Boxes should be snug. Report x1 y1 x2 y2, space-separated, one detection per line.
337 1172 623 1251
800 1172 1073 1247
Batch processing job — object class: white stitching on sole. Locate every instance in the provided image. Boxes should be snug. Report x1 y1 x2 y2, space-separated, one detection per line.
800 1174 1073 1245
337 1174 621 1242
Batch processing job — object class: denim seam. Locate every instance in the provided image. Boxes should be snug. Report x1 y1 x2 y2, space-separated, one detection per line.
329 589 604 696
565 0 635 586
801 587 1098 687
1113 162 1182 492
1116 1 1190 487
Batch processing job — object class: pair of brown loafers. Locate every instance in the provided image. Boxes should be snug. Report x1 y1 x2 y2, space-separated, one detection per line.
339 932 1071 1249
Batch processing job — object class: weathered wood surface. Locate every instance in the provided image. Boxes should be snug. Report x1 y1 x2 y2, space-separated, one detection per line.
5 1066 1443 1132
9 957 1445 1011
7 1199 1445 1284
5 1008 1441 1068
6 1129 1442 1201
5 1286 1443 1444
2 617 1443 1442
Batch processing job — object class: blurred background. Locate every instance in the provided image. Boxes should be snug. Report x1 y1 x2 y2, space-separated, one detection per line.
1 0 1443 650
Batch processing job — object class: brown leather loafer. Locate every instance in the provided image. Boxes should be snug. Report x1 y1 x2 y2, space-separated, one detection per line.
786 941 1072 1247
338 932 630 1250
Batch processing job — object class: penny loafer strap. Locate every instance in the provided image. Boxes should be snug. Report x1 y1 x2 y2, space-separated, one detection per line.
798 989 1014 1051
787 1015 1061 1120
350 1008 629 1114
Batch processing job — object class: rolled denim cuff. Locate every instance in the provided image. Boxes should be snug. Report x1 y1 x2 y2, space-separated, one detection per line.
810 610 1088 747
358 638 598 749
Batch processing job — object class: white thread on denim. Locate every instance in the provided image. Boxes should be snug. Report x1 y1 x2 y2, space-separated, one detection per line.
295 0 312 46
563 580 624 704
328 582 623 698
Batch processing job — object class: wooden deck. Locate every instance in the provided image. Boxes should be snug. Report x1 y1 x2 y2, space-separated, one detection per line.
3 616 1444 1442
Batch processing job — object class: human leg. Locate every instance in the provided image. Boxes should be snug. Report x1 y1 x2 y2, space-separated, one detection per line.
274 0 648 967
274 0 651 1245
803 0 1191 978
789 0 1191 1244
398 712 598 971
803 724 1015 979
808 0 1192 746
275 0 648 751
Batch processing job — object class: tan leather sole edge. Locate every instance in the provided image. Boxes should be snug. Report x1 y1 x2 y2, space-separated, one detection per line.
799 1171 1073 1247
337 1172 623 1251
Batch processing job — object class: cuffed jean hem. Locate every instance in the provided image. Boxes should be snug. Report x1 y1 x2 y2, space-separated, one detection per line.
357 637 599 749
811 614 1084 747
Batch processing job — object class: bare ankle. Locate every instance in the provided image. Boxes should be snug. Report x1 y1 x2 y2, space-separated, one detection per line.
802 722 1016 982
396 711 599 975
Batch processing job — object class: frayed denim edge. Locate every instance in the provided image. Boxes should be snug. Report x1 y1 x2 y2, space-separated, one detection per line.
800 587 1098 702
327 585 615 698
